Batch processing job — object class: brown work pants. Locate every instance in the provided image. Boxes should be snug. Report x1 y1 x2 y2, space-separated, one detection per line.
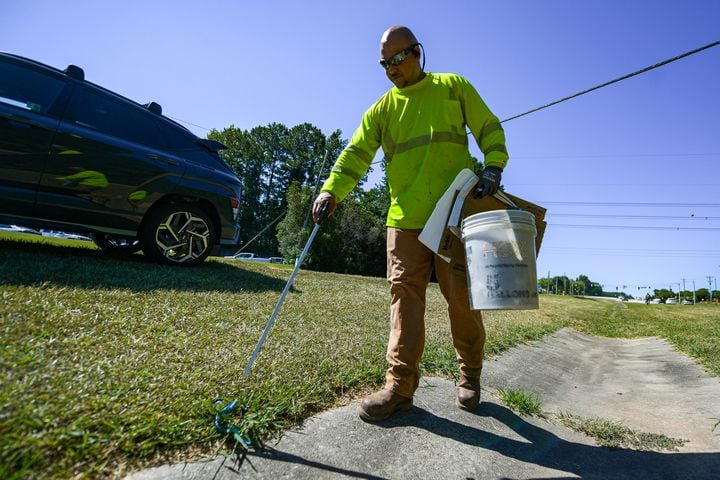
384 227 486 398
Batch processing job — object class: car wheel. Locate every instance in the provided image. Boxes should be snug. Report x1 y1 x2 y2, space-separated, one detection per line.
91 234 142 254
140 203 216 266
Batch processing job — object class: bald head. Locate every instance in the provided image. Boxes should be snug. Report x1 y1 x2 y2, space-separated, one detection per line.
380 26 418 47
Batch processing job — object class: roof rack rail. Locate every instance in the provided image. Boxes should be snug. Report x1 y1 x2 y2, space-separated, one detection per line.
144 102 162 115
64 64 84 81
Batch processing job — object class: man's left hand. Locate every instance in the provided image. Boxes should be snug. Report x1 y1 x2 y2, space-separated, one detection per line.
473 166 503 199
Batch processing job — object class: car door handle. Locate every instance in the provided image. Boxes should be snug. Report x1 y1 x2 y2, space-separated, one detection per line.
148 154 179 166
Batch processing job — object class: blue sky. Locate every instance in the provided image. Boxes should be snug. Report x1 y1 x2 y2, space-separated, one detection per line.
2 0 719 295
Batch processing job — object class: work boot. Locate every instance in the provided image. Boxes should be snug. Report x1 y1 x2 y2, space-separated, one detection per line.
456 376 481 411
358 388 413 422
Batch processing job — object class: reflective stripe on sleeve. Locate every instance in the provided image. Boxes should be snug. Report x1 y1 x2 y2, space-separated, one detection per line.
483 144 508 155
344 144 373 164
478 122 504 143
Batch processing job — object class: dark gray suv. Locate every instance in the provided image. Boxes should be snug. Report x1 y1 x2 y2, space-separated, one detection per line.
0 52 242 266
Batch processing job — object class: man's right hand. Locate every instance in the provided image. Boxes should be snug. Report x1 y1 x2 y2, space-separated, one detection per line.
313 192 337 224
472 166 503 199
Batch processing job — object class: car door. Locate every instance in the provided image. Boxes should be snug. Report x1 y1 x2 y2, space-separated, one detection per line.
0 57 68 218
37 85 186 234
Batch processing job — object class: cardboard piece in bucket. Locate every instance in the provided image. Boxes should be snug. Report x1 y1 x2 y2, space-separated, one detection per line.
419 168 547 272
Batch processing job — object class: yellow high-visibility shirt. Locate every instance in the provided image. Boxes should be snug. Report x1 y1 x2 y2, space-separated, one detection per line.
321 72 509 229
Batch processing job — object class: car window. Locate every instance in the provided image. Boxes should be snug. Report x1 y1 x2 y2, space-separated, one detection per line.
0 60 65 114
65 87 164 147
157 121 198 150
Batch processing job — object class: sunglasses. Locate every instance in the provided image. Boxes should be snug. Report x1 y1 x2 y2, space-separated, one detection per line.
379 43 419 69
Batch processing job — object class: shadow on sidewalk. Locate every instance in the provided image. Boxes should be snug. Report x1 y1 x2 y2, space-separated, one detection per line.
219 400 718 479
378 401 720 479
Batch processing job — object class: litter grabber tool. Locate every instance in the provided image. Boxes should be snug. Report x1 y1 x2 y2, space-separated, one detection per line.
242 203 331 376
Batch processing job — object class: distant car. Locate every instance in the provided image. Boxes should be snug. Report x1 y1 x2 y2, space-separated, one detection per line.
40 230 91 241
225 252 274 263
0 224 41 235
681 299 693 305
268 257 284 264
651 298 662 304
226 252 257 260
0 52 242 266
666 298 677 304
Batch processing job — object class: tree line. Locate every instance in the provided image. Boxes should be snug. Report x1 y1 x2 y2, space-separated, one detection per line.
209 122 389 277
538 274 603 296
538 274 719 302
645 287 719 303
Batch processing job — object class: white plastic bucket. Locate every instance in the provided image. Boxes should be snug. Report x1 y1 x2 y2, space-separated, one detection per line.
461 210 539 310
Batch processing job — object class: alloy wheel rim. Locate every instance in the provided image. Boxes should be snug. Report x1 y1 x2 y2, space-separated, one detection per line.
155 211 210 262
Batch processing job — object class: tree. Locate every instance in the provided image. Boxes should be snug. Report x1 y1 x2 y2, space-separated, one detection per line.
277 181 387 277
276 182 312 261
577 275 602 296
209 123 344 256
653 288 674 300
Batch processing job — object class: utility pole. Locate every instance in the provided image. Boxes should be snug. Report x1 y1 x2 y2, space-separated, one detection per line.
693 280 696 305
682 278 686 297
547 271 551 294
708 276 714 303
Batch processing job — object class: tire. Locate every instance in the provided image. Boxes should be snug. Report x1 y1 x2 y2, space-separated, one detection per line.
140 203 216 266
91 234 142 255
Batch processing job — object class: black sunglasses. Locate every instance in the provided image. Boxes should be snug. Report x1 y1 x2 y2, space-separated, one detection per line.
379 43 419 69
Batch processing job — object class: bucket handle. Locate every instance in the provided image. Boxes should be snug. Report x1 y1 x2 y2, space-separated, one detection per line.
448 175 520 236
493 190 520 209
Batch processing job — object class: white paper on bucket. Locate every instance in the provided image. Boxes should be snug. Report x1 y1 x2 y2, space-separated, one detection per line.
418 168 477 261
419 168 518 262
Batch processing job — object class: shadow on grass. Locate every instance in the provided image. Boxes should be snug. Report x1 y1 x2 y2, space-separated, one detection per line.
0 237 288 293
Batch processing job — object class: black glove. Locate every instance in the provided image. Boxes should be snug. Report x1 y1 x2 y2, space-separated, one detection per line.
473 166 503 199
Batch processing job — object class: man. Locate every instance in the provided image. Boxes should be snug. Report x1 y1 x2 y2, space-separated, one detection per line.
313 26 509 421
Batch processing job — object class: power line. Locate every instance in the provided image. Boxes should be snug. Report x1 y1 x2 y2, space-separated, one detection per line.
538 201 720 207
549 223 720 231
172 41 720 156
368 41 720 167
541 247 720 258
514 183 719 187
511 152 720 159
167 115 212 132
230 210 286 256
544 246 720 254
546 213 720 220
502 40 720 123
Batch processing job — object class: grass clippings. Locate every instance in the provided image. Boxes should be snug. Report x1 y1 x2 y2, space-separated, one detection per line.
557 412 687 451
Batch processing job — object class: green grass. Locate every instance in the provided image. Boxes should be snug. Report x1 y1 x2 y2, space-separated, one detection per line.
557 412 687 451
497 389 543 417
493 383 688 451
1 232 719 478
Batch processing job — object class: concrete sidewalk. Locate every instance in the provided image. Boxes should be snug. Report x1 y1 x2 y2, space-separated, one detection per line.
127 329 720 479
